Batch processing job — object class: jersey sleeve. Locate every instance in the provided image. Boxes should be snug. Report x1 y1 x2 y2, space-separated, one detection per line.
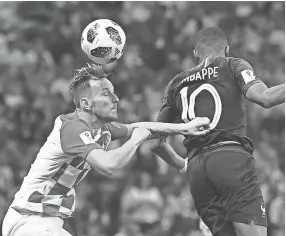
156 80 178 123
104 122 128 140
230 58 262 95
60 119 103 160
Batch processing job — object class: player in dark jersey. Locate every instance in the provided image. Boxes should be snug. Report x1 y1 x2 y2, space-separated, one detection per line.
151 27 285 236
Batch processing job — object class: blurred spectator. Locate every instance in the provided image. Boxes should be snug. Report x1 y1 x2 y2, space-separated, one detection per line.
121 172 164 236
268 182 285 236
163 175 199 236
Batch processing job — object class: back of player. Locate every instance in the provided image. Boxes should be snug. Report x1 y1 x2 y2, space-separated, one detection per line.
167 54 255 152
156 28 284 236
158 54 266 236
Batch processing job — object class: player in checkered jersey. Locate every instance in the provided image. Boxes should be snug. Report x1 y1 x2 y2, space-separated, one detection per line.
2 64 210 236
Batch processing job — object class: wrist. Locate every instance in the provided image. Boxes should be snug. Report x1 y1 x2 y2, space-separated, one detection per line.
179 123 188 135
130 136 146 146
179 158 188 174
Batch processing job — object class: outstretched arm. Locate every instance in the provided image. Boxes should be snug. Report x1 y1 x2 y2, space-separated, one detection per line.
246 82 285 108
124 117 210 138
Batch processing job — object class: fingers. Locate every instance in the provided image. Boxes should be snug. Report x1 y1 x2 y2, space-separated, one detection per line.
197 129 210 135
193 117 210 127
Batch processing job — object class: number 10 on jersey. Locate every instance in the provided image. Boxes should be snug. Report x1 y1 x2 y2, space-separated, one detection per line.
180 84 222 130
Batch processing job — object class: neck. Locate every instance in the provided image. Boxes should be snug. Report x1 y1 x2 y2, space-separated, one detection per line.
199 52 225 64
76 109 105 130
91 116 106 130
76 109 92 124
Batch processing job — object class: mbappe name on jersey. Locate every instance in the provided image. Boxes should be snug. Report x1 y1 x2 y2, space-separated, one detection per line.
182 66 219 83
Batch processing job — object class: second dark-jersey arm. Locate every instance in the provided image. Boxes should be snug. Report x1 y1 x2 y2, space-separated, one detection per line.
103 121 187 171
232 59 285 108
149 80 188 171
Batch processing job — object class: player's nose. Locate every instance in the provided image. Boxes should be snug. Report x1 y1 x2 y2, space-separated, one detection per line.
112 93 119 103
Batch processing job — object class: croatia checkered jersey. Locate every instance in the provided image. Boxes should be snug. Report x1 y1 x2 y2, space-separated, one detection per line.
11 111 127 218
157 55 262 150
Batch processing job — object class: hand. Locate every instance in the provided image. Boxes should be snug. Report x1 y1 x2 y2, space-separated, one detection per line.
184 117 211 136
131 127 152 141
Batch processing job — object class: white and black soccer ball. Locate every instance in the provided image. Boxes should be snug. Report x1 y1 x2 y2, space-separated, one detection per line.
81 19 126 65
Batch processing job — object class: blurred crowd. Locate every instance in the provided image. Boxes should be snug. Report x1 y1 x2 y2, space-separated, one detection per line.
0 2 284 236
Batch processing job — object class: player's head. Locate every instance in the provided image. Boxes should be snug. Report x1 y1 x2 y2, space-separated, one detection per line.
69 64 119 121
193 27 229 61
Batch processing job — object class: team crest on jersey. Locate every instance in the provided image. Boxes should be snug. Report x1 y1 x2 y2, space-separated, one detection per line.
79 131 94 144
79 129 111 150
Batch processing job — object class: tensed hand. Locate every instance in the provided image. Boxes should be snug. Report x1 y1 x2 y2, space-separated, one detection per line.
131 127 152 141
184 117 211 136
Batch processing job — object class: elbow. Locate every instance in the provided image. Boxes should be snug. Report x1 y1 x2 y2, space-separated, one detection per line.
103 169 114 177
87 151 117 176
101 165 117 176
261 97 272 109
90 162 116 177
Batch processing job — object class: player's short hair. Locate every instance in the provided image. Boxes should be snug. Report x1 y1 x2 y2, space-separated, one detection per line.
69 64 107 108
194 27 228 54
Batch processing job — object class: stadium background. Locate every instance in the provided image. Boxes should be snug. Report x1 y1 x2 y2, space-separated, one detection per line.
0 2 284 236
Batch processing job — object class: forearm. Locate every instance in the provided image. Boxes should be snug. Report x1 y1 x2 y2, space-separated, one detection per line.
150 138 186 170
264 84 285 107
88 138 143 175
110 139 142 172
131 122 187 135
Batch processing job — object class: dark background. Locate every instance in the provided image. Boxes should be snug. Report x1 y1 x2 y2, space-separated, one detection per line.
0 2 284 236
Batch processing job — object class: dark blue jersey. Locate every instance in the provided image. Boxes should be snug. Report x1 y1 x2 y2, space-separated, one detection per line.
157 55 261 155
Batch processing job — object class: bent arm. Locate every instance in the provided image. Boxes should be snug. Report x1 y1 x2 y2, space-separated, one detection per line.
86 135 144 176
149 137 186 171
246 82 285 108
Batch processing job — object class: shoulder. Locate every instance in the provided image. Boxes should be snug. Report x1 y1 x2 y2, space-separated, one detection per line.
103 122 128 140
164 66 199 94
227 57 254 72
59 111 92 138
173 66 200 84
60 111 89 128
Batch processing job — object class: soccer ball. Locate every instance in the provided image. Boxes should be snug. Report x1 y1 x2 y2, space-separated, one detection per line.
81 19 126 65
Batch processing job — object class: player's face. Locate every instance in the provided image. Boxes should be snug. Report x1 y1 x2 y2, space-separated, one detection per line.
90 78 119 121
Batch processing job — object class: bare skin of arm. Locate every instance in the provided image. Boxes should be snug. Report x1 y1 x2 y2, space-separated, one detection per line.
246 82 285 108
86 128 151 176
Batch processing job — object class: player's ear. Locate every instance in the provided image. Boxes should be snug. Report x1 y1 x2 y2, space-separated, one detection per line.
193 49 198 58
80 97 92 111
193 49 200 61
225 46 229 57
